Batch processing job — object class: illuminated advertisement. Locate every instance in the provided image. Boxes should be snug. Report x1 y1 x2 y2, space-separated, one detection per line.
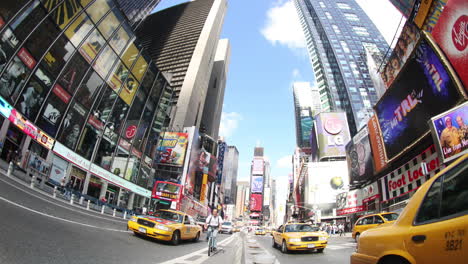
346 127 375 185
380 22 420 87
152 181 181 202
301 115 313 144
252 158 264 175
429 102 468 163
375 39 462 160
336 190 365 216
307 161 349 205
250 194 263 212
315 112 351 160
216 142 226 184
414 0 434 28
0 96 13 118
421 0 448 33
368 115 387 172
431 0 468 93
251 176 263 193
156 132 189 166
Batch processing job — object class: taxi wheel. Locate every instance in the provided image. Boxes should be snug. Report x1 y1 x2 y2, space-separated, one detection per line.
171 231 180 245
317 248 324 253
281 240 289 254
272 238 276 248
355 233 360 242
192 232 200 242
380 256 410 264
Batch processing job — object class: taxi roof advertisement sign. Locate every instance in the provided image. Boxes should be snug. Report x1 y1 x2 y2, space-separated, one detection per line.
375 38 462 161
315 112 351 160
429 102 468 163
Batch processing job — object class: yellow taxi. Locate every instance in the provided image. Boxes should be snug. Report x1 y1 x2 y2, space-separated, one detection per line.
351 154 468 264
127 209 202 245
272 223 329 253
233 226 240 232
352 212 399 241
255 228 266 235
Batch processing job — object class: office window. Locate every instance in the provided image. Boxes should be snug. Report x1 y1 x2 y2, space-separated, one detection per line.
337 3 351 9
10 1 44 41
25 16 61 61
353 26 370 36
108 96 129 136
332 25 341 34
319 2 326 8
41 35 75 77
344 13 359 21
93 85 117 124
325 12 332 19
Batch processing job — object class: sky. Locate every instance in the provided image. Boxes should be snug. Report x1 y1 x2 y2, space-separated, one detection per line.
154 0 403 217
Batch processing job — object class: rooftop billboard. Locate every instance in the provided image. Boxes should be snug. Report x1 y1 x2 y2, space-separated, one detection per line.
315 112 351 160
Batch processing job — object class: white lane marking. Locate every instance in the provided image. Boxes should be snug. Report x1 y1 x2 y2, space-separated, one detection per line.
0 195 130 233
157 234 237 264
0 173 126 224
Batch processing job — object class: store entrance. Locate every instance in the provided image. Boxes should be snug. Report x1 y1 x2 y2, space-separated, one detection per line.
0 125 23 162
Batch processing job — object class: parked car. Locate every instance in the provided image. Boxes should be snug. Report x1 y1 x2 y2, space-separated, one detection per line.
220 221 233 234
352 212 399 241
351 154 468 264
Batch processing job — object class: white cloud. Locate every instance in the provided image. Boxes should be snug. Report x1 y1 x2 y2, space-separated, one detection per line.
219 112 242 139
260 1 306 51
292 68 301 79
276 155 292 169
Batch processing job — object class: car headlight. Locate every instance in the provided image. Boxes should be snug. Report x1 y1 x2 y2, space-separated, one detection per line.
319 236 328 241
289 238 301 243
130 217 138 222
155 224 171 231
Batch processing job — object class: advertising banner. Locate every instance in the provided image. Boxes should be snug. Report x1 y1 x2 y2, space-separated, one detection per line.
368 115 387 172
301 115 313 144
307 161 349 205
379 146 444 202
315 112 351 160
380 22 420 87
152 181 181 201
8 109 55 150
429 102 468 163
252 158 264 175
27 152 51 178
251 176 263 193
421 0 448 33
216 142 226 184
414 0 434 28
375 39 462 161
431 0 468 93
0 96 13 118
156 132 189 166
346 127 375 185
250 194 263 212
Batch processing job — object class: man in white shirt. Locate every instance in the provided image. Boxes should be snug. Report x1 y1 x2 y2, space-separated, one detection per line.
205 209 223 249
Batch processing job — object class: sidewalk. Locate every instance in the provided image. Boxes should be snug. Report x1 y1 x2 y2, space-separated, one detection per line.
0 159 132 220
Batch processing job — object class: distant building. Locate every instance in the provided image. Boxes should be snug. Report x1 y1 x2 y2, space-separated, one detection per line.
235 181 249 218
221 146 239 204
293 82 321 149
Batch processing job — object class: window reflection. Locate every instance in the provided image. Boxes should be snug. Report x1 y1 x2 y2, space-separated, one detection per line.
93 45 117 79
58 100 88 150
0 0 30 22
119 73 138 105
47 0 82 29
64 13 94 48
25 16 61 60
109 23 132 55
16 76 50 120
37 84 71 136
11 1 43 41
93 86 117 124
42 35 75 77
132 55 148 81
75 70 104 109
0 56 31 104
57 52 89 95
79 28 105 64
85 0 113 24
107 60 128 93
121 43 139 69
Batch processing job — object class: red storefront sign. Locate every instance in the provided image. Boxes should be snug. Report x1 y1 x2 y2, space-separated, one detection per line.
337 205 366 216
52 84 71 103
17 47 36 70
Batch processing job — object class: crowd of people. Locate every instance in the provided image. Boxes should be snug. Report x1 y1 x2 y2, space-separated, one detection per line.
319 222 348 236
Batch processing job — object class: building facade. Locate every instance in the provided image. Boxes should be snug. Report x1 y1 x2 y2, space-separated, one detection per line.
293 82 321 149
221 145 239 204
136 0 227 130
294 0 389 134
115 0 161 28
235 181 249 218
0 0 174 209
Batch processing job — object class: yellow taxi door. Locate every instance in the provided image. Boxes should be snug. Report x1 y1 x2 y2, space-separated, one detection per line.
360 216 378 234
274 226 283 244
406 161 468 264
182 215 192 240
189 216 198 238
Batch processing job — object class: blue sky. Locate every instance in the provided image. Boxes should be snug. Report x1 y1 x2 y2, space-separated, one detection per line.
154 0 402 210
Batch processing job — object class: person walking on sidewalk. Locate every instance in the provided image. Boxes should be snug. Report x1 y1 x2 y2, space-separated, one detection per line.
338 223 344 236
64 180 73 200
60 176 66 194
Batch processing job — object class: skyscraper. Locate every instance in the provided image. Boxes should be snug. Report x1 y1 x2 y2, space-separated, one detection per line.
293 82 321 149
115 0 161 28
136 0 227 129
221 145 239 204
235 181 249 218
200 38 231 140
294 0 389 135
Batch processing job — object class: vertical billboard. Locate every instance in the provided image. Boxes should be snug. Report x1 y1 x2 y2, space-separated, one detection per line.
216 142 226 184
315 112 351 160
250 193 263 212
421 0 448 32
251 176 264 193
375 38 463 161
346 127 375 185
429 102 468 163
430 0 468 94
252 158 264 175
156 132 189 166
368 115 387 172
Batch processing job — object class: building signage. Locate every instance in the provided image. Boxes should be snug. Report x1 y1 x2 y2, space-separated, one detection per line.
251 176 263 193
421 0 448 33
37 130 54 149
8 109 55 150
0 96 13 118
125 125 137 139
250 194 263 212
216 142 226 184
53 142 91 171
156 132 189 166
368 115 387 172
431 0 468 94
52 84 71 104
336 190 365 216
252 158 264 175
362 182 380 203
429 102 468 163
346 127 375 185
375 39 462 161
17 47 36 70
90 164 151 197
379 146 444 202
200 174 208 203
414 0 434 28
315 112 351 160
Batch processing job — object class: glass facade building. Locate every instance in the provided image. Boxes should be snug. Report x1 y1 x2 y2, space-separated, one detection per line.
114 0 161 28
0 0 173 208
294 0 389 135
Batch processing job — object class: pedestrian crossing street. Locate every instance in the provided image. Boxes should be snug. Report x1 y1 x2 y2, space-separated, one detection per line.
326 242 356 251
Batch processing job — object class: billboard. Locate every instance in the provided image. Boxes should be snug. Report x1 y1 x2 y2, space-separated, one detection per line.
315 112 351 160
250 193 263 212
336 190 365 216
216 142 226 184
368 115 387 172
346 127 375 185
431 0 468 93
307 161 349 205
375 38 463 161
251 176 263 193
380 22 420 87
429 102 468 163
252 158 264 175
301 115 313 145
421 0 448 32
156 132 189 166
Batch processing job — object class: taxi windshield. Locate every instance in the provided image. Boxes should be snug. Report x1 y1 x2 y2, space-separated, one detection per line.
285 224 320 232
152 211 183 223
381 213 399 221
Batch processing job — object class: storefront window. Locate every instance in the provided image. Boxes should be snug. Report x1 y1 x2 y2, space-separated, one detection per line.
112 139 130 178
124 155 140 182
94 133 116 169
25 15 61 61
48 0 83 29
29 140 48 159
15 76 49 120
109 23 131 55
64 12 94 48
0 124 24 162
76 121 100 159
0 56 31 104
57 52 89 95
121 43 138 69
86 0 113 25
0 0 31 23
79 28 105 64
131 55 148 81
93 44 117 80
41 35 75 77
10 1 44 42
137 164 150 188
57 100 87 150
75 70 104 109
36 83 71 137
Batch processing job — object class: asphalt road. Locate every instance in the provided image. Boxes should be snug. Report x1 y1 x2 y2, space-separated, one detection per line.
254 234 356 264
0 174 235 264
